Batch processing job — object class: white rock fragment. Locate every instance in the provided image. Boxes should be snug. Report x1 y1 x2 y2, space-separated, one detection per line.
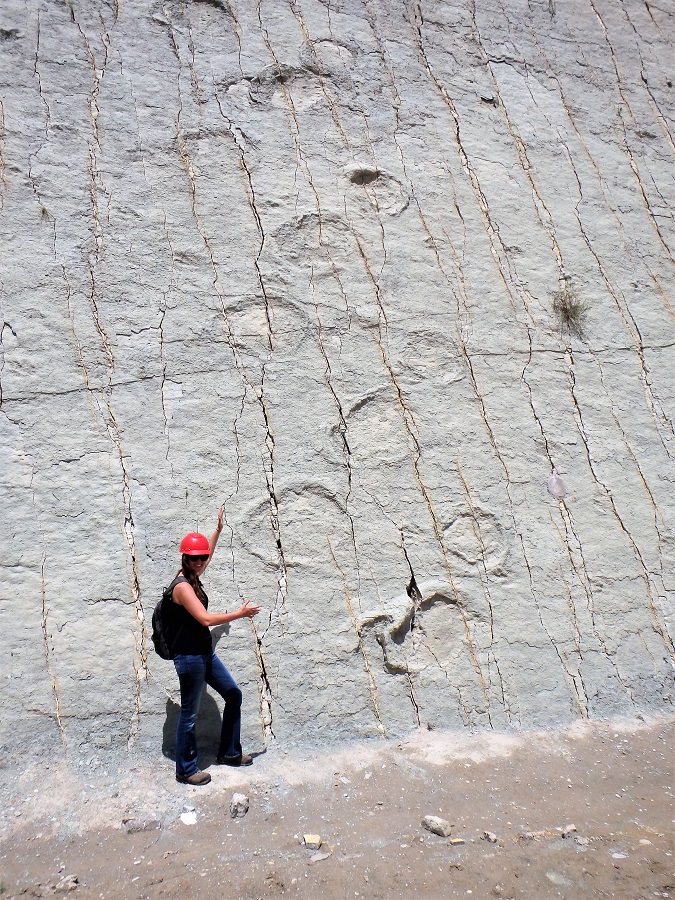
180 811 197 825
547 473 567 500
230 793 249 818
482 831 498 844
561 824 577 838
309 851 331 862
422 815 452 837
303 835 322 850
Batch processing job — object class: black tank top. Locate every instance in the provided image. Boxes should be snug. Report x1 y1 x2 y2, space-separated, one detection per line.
163 575 212 655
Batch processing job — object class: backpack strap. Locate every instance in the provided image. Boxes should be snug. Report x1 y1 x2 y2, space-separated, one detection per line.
163 575 188 602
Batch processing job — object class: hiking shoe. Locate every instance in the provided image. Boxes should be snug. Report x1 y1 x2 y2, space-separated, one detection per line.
216 753 253 767
176 770 211 785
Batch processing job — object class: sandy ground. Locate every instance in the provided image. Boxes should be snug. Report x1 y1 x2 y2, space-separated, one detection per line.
0 716 673 899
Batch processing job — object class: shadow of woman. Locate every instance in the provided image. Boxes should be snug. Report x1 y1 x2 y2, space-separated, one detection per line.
161 688 225 768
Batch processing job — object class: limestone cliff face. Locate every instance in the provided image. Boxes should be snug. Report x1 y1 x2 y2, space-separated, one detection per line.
0 0 673 754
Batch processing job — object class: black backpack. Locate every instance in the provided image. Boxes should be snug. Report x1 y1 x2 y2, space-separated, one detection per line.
151 576 187 659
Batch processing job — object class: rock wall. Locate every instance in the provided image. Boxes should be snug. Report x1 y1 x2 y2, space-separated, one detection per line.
0 0 673 755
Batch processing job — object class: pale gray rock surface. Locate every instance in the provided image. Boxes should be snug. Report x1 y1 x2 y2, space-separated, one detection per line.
0 0 673 758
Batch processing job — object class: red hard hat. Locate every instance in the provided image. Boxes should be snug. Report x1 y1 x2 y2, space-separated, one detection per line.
179 532 211 555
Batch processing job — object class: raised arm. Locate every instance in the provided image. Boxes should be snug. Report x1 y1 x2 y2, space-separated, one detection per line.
206 507 224 564
173 580 260 628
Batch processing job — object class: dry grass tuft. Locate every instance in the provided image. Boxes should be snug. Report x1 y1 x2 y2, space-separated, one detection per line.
553 285 589 337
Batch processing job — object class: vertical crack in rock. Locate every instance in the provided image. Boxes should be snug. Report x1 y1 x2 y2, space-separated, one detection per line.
313 286 360 594
401 537 422 633
489 651 513 725
328 538 385 736
186 23 206 113
29 14 57 254
466 1 571 283
34 11 50 135
164 8 219 297
128 76 180 467
107 405 147 748
256 2 324 239
168 17 228 314
0 321 18 409
250 617 275 740
412 2 535 328
399 535 459 727
158 293 172 467
197 0 243 72
518 335 603 638
167 31 291 741
212 88 273 350
253 3 354 321
60 266 96 406
257 368 289 613
617 0 675 153
405 670 421 726
71 9 147 745
457 463 495 646
257 0 359 357
220 503 237 583
552 503 633 700
566 348 674 655
287 0 351 146
211 71 288 737
0 100 6 211
518 526 589 718
424 227 581 710
232 390 246 497
39 549 65 743
595 357 669 624
588 0 674 262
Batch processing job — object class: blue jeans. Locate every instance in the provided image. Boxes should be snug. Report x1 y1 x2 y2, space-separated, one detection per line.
174 652 243 778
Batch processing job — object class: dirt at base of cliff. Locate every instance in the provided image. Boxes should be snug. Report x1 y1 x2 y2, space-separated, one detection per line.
0 716 672 899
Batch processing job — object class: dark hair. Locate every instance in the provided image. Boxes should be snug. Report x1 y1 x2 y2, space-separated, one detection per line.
178 554 207 604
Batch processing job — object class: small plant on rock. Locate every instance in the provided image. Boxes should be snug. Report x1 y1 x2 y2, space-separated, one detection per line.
553 284 589 338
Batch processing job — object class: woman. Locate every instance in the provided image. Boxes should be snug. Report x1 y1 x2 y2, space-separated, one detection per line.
168 507 260 786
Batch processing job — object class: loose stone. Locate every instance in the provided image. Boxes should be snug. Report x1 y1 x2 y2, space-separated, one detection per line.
230 793 249 818
422 815 453 837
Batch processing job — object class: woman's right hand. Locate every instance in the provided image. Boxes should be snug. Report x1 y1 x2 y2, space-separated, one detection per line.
238 600 260 619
